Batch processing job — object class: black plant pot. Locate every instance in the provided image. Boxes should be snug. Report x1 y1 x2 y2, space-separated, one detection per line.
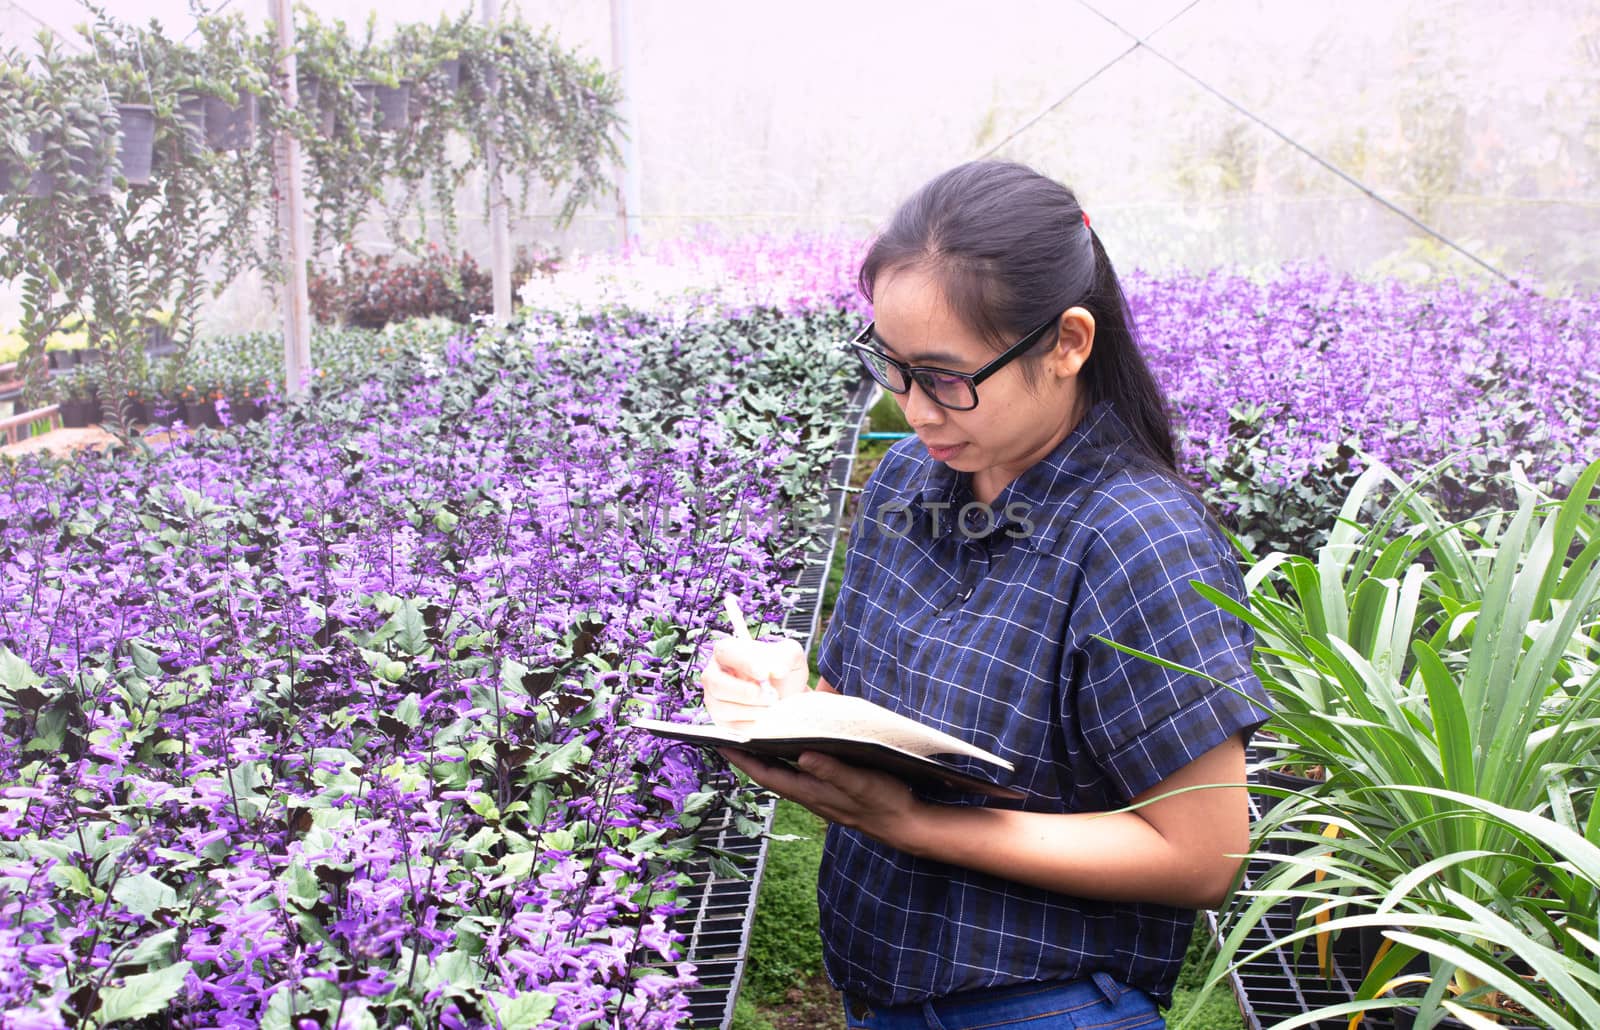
116 103 156 185
177 92 208 155
185 398 222 429
373 83 411 131
298 75 337 136
1252 765 1325 858
462 58 492 103
437 58 462 91
120 398 149 427
352 82 380 131
203 92 258 150
25 131 53 197
58 397 90 428
231 397 264 424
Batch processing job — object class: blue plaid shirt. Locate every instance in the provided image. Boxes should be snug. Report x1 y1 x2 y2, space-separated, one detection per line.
815 401 1271 1007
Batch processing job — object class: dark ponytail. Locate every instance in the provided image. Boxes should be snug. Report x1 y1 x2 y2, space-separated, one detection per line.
858 160 1181 478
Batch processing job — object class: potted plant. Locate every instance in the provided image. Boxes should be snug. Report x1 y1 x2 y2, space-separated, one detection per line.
1180 457 1600 1028
55 367 101 427
0 63 27 194
454 17 624 228
293 10 391 265
26 96 119 198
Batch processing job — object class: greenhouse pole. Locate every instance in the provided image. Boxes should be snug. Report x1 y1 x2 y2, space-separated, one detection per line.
610 0 640 248
483 0 512 322
268 0 312 397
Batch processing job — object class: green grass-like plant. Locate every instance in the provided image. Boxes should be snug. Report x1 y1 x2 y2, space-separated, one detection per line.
1184 455 1600 1028
740 802 829 1005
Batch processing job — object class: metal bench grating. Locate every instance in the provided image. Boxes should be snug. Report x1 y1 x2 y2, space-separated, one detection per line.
675 374 875 1028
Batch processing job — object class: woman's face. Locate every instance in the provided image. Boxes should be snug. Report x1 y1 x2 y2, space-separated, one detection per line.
869 265 1094 503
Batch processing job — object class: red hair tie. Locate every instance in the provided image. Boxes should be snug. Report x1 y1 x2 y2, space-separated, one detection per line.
1082 211 1091 229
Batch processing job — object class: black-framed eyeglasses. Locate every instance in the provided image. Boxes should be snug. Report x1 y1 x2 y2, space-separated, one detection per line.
847 313 1062 411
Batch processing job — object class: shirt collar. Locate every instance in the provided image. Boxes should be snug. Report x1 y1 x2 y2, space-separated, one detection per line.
910 400 1130 551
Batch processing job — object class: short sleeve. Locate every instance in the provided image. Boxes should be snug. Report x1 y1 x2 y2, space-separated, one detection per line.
1065 482 1272 801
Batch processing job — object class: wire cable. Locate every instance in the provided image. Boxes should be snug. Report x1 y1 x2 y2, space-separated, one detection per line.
6 1 90 52
182 0 240 42
975 0 1207 161
1075 0 1520 286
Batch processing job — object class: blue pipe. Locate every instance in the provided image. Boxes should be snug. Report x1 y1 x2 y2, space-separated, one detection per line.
860 432 914 440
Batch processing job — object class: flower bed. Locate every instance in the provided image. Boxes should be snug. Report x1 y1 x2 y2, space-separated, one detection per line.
0 308 856 1027
535 234 1599 549
1132 267 1599 554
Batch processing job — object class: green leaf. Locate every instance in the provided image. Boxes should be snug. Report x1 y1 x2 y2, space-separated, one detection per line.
500 659 529 697
283 862 322 908
125 928 180 966
128 639 163 679
433 949 484 988
523 736 589 781
97 961 193 1024
485 990 557 1029
385 598 430 656
394 692 422 729
0 646 48 705
500 849 539 881
112 871 178 916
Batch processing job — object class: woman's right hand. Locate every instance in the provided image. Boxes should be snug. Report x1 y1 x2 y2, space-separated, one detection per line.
698 635 810 731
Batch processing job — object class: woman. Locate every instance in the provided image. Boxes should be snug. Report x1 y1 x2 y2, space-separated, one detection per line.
702 160 1271 1029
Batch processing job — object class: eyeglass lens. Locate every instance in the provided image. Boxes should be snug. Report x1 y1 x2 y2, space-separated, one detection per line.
854 347 977 410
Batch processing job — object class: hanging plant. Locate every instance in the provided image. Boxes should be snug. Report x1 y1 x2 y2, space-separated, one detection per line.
292 9 389 278
459 17 624 228
114 102 155 183
0 11 281 431
0 56 37 197
380 13 481 256
0 39 121 412
182 11 279 282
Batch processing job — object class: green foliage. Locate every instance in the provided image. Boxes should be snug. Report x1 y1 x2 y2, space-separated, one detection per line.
1201 401 1370 559
308 243 560 328
741 801 828 1004
1182 457 1600 1028
729 993 779 1030
0 14 268 426
867 390 911 434
1167 983 1245 1029
0 7 623 430
1168 924 1243 1029
287 9 621 265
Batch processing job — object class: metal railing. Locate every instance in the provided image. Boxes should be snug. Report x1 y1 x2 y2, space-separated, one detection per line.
675 375 876 1029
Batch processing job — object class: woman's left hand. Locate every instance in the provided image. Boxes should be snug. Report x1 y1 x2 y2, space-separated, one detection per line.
718 747 926 846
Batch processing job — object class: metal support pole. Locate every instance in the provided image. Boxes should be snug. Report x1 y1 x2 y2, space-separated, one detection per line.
267 0 311 396
268 0 312 396
610 0 640 248
483 0 512 323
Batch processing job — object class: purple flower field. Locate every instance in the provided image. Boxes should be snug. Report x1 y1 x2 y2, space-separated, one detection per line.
1133 266 1599 550
0 312 855 1028
541 233 1596 510
1 233 1595 1027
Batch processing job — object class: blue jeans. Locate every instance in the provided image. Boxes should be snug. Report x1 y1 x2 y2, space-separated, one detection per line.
842 972 1164 1029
